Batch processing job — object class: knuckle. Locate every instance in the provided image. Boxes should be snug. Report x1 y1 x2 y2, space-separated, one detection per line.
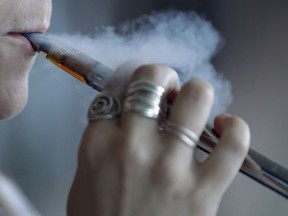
77 123 116 163
77 125 96 160
120 134 152 167
153 166 177 188
226 116 251 157
77 140 96 165
152 156 189 189
181 79 214 104
133 64 178 85
230 138 247 159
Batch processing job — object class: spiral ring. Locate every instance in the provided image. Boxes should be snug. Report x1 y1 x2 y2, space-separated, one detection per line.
87 92 121 122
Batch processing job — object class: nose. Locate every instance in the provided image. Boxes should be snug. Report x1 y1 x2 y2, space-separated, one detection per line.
26 0 52 32
38 0 52 31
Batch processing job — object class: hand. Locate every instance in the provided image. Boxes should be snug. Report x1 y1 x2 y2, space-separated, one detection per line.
67 62 250 216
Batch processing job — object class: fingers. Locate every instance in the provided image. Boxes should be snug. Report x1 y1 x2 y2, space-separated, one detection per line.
114 64 180 163
88 59 249 195
87 63 180 164
104 59 146 98
87 59 146 128
162 79 214 166
83 58 251 206
121 64 180 133
200 114 250 194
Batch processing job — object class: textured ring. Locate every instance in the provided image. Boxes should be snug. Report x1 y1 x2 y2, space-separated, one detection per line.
87 92 121 122
123 79 165 119
161 120 199 148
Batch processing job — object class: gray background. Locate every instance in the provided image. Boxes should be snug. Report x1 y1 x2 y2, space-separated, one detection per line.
0 0 288 215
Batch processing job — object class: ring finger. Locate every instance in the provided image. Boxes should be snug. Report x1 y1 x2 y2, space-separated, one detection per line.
162 78 214 168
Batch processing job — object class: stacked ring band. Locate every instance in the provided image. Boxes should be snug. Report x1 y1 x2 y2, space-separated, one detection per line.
162 120 199 148
123 80 165 119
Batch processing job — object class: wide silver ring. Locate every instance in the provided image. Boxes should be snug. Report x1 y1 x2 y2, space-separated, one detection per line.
161 120 199 148
87 92 121 122
123 80 165 119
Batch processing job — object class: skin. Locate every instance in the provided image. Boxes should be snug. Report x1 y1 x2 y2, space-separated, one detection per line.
0 0 52 119
68 63 250 216
0 1 250 215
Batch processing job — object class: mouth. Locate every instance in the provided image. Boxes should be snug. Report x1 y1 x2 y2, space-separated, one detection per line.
6 27 48 53
6 25 48 54
6 33 35 53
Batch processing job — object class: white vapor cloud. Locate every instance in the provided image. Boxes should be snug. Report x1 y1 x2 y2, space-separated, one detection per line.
52 10 232 123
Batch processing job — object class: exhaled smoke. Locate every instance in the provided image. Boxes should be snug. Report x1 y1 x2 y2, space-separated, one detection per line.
52 10 232 123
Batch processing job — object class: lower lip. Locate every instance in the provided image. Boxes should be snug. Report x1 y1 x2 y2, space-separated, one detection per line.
7 33 35 53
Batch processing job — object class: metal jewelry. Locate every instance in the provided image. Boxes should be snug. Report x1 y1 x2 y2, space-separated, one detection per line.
123 79 165 119
161 120 199 148
87 92 121 122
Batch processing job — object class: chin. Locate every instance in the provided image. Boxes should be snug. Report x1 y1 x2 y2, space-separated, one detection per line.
0 80 29 120
0 94 28 120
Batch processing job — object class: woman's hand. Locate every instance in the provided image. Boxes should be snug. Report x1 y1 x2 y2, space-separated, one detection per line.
67 62 250 216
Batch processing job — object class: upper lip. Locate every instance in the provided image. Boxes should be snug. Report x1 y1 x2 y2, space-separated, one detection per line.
8 25 49 35
9 29 47 35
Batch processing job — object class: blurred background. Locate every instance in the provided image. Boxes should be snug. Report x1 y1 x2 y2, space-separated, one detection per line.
0 0 288 215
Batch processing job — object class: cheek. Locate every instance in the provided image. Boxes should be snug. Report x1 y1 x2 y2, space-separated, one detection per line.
0 3 13 26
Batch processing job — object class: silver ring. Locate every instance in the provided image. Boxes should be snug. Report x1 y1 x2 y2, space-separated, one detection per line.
87 92 121 122
123 80 165 119
161 120 199 148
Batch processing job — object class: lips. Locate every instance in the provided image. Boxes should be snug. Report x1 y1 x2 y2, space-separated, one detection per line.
6 33 34 52
8 22 49 34
6 25 49 53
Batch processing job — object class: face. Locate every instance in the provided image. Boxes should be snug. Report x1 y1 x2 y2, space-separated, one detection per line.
0 0 52 119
